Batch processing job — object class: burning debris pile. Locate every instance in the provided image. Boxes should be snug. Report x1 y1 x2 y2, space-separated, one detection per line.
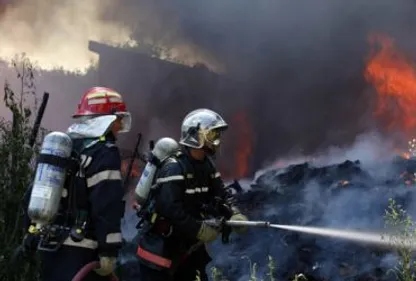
119 155 416 281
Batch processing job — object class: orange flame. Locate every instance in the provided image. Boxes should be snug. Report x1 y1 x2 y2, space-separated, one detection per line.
365 34 416 136
399 151 411 160
231 111 253 178
121 158 141 180
121 158 142 208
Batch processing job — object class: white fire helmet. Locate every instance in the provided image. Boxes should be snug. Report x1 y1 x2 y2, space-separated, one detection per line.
179 108 228 154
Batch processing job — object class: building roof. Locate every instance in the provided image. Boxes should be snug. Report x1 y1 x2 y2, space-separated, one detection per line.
88 40 214 73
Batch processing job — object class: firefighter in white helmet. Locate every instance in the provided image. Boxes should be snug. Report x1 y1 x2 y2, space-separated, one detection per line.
136 108 248 281
22 87 131 281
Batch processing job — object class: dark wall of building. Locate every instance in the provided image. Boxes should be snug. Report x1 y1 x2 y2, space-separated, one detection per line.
92 43 254 178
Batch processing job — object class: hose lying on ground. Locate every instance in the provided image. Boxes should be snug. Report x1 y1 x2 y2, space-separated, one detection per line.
71 261 119 281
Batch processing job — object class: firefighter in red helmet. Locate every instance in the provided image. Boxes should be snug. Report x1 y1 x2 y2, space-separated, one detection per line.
72 87 131 133
22 87 130 281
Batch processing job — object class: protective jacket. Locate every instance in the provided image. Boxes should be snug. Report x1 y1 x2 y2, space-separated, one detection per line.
23 133 124 257
136 147 238 272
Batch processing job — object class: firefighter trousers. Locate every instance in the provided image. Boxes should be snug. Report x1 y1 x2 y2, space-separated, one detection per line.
138 238 212 281
40 245 110 281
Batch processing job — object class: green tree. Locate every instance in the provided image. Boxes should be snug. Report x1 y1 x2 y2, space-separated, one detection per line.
0 55 42 281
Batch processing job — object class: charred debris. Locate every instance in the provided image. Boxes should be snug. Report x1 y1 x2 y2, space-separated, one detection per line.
121 156 416 280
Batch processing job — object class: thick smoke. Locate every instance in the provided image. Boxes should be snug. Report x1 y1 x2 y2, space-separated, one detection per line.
2 0 416 170
156 0 416 167
102 0 416 170
0 0 137 72
0 0 223 73
0 61 98 130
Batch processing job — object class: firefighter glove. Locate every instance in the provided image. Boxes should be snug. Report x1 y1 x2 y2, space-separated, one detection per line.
230 213 249 234
94 256 116 276
197 221 220 243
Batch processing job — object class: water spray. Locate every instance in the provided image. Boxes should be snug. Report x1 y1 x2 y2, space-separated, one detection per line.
206 219 416 249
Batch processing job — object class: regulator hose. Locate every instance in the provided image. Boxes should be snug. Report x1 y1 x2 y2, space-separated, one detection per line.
71 261 119 281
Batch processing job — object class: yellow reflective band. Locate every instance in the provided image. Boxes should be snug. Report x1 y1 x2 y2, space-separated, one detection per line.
151 213 158 223
156 175 185 183
28 225 38 234
106 233 123 243
211 172 221 178
88 91 121 99
109 97 122 103
86 170 122 188
62 237 98 249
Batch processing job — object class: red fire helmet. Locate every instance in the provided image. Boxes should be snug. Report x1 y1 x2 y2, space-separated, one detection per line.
73 87 131 133
73 87 128 117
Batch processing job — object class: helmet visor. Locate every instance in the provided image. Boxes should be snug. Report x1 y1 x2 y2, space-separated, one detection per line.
116 112 132 133
204 128 223 146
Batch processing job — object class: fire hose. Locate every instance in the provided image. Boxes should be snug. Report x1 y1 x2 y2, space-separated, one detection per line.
71 261 119 281
205 219 416 250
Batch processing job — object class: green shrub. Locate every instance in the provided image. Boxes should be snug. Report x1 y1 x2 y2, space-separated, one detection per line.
206 256 306 281
0 55 42 281
384 198 416 281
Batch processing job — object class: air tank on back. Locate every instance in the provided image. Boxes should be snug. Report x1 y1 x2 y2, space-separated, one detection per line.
27 131 73 230
135 137 179 205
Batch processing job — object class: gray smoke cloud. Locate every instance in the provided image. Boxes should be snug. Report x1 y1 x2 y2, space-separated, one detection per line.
2 0 416 172
107 0 416 171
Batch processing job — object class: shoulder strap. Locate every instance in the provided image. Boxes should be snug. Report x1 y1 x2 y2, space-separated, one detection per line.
205 156 218 185
174 152 190 190
153 150 190 190
67 136 106 211
206 156 216 172
72 136 108 171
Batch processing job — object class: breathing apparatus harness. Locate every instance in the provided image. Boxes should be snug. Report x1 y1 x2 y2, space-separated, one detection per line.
26 136 108 252
135 150 234 244
135 150 184 234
